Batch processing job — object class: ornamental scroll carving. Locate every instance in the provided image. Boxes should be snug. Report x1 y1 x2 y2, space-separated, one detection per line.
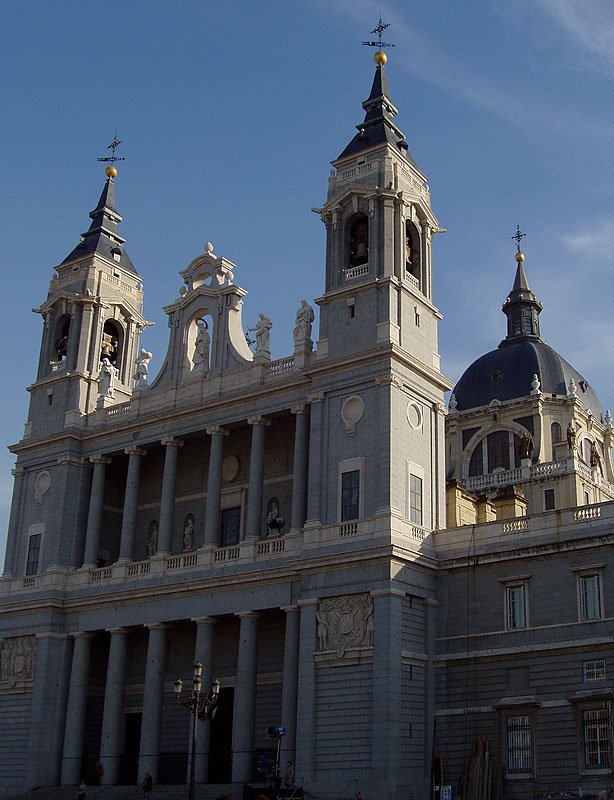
0 636 36 685
316 593 373 656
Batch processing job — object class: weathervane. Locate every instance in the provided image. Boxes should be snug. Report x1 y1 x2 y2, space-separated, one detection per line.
362 15 395 50
511 225 526 253
97 133 125 168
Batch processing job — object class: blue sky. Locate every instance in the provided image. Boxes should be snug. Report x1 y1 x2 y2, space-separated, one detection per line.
2 0 614 560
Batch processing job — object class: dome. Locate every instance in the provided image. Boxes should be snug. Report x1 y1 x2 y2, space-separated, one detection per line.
453 339 603 417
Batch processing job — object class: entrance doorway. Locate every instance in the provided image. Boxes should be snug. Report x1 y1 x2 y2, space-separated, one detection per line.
208 686 234 783
120 712 142 785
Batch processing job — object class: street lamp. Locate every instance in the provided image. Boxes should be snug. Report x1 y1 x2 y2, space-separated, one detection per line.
173 662 220 799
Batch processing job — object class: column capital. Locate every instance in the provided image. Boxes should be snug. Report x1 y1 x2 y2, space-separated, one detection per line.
125 446 147 456
161 437 184 448
106 627 131 635
297 597 318 608
56 455 86 467
235 611 261 620
69 631 96 639
370 588 406 599
291 405 308 415
145 622 170 631
282 605 301 614
11 467 25 476
306 392 325 404
206 425 229 437
247 416 270 427
90 454 112 465
192 616 218 626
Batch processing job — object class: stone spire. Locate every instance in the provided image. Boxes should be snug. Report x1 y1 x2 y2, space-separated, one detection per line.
500 248 543 346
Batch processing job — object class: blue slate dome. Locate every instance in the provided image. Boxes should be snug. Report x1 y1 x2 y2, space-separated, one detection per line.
452 258 603 417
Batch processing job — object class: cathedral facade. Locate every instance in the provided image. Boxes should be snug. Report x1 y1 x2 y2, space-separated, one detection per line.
0 52 612 800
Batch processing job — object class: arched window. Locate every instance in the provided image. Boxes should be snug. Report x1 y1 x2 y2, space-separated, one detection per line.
405 221 421 286
468 430 525 477
101 320 122 367
348 215 369 267
551 422 562 457
54 316 71 361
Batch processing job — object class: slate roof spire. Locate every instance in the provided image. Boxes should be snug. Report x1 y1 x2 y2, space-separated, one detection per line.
336 51 418 167
501 243 543 346
60 163 137 274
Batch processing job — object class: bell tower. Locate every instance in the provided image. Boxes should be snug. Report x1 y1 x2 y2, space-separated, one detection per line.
26 160 147 437
314 48 442 370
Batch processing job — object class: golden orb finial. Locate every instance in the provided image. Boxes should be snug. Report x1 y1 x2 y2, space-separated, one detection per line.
374 50 387 66
105 165 118 178
515 250 525 263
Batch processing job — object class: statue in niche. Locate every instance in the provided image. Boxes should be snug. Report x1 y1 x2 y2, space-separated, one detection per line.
135 348 152 387
293 300 314 346
193 319 210 374
590 441 601 469
248 313 272 353
567 422 576 450
266 497 285 537
98 357 117 400
519 432 534 461
0 636 36 683
146 520 158 557
316 594 373 656
183 513 195 551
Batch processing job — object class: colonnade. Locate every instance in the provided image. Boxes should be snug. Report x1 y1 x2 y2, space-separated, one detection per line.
59 606 302 787
81 408 310 568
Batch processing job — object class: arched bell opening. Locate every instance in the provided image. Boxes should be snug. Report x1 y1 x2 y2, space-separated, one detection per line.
53 315 71 362
405 221 421 288
101 319 123 368
347 214 369 268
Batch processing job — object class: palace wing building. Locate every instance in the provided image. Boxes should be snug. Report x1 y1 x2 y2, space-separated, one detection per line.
1 51 613 800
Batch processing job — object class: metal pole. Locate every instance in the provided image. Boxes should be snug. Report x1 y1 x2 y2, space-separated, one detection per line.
189 700 198 800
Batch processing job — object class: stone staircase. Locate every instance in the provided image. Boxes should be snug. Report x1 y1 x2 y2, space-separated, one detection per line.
12 785 245 800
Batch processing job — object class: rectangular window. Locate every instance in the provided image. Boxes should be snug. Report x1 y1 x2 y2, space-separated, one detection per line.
26 534 41 576
409 474 423 525
341 470 360 521
506 585 527 630
488 430 510 471
544 488 555 511
579 574 602 621
583 660 606 682
220 507 241 547
506 715 533 775
583 707 610 770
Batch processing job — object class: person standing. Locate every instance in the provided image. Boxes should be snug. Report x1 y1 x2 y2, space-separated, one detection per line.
77 780 87 800
142 772 153 800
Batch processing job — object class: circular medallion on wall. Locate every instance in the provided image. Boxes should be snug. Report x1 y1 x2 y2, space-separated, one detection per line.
34 470 51 504
341 394 365 436
222 455 239 482
406 401 423 430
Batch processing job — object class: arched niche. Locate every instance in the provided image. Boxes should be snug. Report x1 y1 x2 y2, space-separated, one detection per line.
186 310 213 375
101 319 123 368
405 220 421 287
53 315 71 362
347 213 369 268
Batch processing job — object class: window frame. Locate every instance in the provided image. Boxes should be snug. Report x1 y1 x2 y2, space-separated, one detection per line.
583 660 607 682
575 568 604 622
219 505 241 547
337 457 364 523
24 524 45 577
504 713 535 779
499 575 530 631
579 703 612 773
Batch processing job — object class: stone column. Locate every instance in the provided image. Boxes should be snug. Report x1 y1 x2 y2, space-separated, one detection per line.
370 589 404 798
203 427 227 546
280 606 300 767
138 623 169 783
295 599 317 782
157 438 183 554
61 632 94 785
100 628 130 785
66 302 82 372
2 467 25 576
118 447 146 562
82 456 111 568
245 417 268 539
26 633 72 788
290 408 310 532
192 617 217 784
231 612 260 782
305 396 324 525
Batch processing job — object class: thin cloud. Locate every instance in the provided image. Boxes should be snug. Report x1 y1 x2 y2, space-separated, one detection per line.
536 0 614 73
561 219 614 259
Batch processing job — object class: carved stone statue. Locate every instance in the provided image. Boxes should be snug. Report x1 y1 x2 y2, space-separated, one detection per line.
135 348 152 387
519 432 534 460
193 320 210 374
0 636 36 683
293 300 314 346
590 441 601 469
249 313 272 353
183 513 195 552
98 357 117 400
147 520 158 557
567 422 576 450
316 593 374 656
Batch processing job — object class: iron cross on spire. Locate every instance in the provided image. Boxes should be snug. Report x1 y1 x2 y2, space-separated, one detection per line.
511 225 526 252
362 15 395 49
97 133 126 166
